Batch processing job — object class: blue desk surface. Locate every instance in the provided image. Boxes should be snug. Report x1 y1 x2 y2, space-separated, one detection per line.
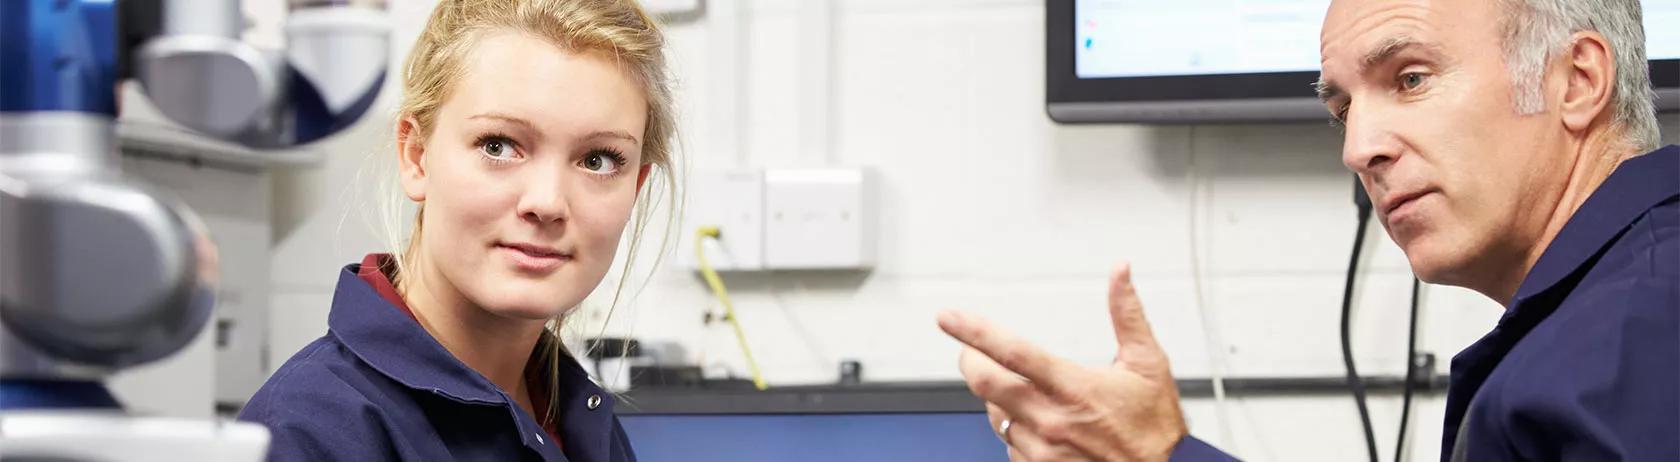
619 412 1008 462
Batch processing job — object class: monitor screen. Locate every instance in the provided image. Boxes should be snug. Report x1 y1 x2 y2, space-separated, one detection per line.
1050 0 1680 123
1075 0 1333 79
1074 0 1680 79
619 412 1007 462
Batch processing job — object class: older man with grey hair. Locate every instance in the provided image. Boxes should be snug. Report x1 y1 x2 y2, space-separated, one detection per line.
937 0 1678 460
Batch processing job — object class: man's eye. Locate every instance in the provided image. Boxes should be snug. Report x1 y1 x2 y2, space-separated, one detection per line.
1328 103 1349 126
1400 72 1428 91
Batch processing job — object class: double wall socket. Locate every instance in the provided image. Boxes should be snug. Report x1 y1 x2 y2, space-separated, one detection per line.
682 168 873 271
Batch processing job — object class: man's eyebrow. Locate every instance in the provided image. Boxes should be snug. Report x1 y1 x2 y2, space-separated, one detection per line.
1317 35 1443 104
1315 77 1341 103
1360 35 1441 72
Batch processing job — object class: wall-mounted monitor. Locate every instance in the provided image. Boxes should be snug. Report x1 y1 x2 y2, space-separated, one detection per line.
1046 0 1680 124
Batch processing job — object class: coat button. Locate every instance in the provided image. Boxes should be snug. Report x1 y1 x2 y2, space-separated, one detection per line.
586 394 602 410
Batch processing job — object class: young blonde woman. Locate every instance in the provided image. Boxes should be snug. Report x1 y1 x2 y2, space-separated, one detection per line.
238 1 676 460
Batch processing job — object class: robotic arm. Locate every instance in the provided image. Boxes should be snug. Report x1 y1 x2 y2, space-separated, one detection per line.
134 0 388 147
0 1 388 459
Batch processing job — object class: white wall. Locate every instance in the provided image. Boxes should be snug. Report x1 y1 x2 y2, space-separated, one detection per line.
262 1 1680 461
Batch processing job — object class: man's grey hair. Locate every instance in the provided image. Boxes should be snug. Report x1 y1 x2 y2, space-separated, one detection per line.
1500 0 1660 151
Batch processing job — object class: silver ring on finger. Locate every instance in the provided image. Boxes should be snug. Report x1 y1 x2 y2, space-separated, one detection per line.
997 418 1013 446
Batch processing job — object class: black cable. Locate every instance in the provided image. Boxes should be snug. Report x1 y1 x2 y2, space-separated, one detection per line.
1344 178 1379 462
1395 277 1421 462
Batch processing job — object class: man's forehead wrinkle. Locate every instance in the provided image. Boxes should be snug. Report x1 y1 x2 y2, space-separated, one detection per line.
1320 1 1436 59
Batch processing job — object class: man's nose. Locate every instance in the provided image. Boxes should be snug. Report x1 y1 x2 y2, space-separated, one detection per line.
1340 106 1401 176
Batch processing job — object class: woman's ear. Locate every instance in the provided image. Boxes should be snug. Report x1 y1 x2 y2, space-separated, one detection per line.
635 163 652 193
396 116 429 202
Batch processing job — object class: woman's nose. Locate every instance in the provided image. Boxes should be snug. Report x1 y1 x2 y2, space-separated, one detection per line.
516 170 571 224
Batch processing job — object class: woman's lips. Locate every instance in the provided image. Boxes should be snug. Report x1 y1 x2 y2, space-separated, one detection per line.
496 242 572 272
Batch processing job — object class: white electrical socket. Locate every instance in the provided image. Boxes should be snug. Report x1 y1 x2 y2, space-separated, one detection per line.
763 168 874 269
680 169 765 271
682 168 874 272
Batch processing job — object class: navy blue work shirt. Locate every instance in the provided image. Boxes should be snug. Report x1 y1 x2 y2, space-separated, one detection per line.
1169 145 1679 461
237 261 636 461
1441 145 1678 461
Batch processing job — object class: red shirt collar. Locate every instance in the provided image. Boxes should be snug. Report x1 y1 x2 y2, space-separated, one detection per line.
355 253 415 320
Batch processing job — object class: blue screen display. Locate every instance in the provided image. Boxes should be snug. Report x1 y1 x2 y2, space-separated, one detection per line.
619 412 1009 462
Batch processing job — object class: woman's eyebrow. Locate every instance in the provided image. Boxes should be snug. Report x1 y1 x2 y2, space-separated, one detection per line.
470 113 638 145
584 130 639 145
467 113 536 131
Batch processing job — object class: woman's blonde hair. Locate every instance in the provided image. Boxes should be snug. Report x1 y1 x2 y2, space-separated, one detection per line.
383 0 678 423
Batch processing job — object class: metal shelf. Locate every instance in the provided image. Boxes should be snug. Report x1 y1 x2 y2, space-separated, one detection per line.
117 122 325 171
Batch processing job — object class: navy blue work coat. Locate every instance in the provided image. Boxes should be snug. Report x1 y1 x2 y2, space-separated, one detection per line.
237 262 636 461
1173 145 1679 461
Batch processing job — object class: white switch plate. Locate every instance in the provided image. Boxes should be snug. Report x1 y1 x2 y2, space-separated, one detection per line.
763 168 873 270
680 169 765 271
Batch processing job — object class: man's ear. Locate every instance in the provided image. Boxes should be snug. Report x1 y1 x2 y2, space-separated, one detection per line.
396 116 429 202
1557 31 1616 134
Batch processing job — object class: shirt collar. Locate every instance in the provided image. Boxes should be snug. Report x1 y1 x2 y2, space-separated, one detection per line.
1509 144 1679 307
328 264 506 404
328 262 620 459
